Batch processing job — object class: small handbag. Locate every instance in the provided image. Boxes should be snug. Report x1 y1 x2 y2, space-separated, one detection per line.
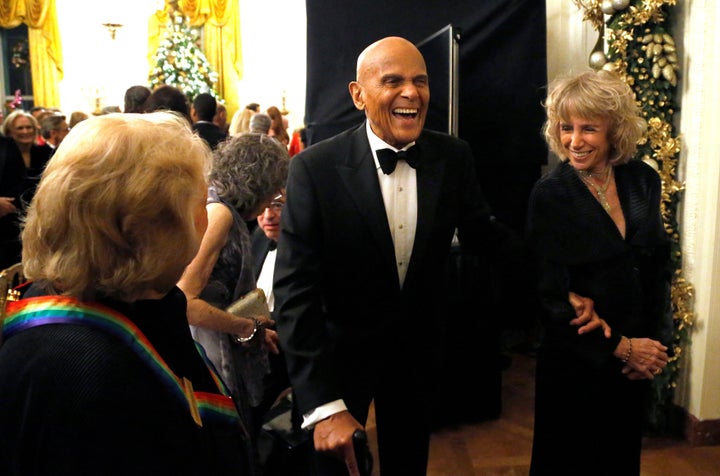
226 288 271 346
226 288 270 320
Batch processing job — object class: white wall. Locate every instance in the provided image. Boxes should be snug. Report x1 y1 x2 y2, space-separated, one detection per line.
544 1 596 170
674 0 720 422
235 0 306 132
545 1 596 82
55 0 160 114
54 0 307 132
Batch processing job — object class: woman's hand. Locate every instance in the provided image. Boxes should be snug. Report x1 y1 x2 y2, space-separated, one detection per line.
235 316 279 354
254 316 279 354
263 327 280 354
568 292 611 337
616 336 669 380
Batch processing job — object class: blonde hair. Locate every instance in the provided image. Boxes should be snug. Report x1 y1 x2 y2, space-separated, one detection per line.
2 110 39 136
22 111 211 301
229 107 255 136
543 69 647 164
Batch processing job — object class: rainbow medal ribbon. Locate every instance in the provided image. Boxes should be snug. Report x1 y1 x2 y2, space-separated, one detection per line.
3 296 241 428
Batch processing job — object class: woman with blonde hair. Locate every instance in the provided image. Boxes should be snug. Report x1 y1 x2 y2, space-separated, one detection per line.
229 102 260 136
528 69 672 475
0 112 252 474
0 110 52 268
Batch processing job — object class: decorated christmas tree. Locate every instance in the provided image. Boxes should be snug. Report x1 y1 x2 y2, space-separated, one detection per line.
148 7 219 100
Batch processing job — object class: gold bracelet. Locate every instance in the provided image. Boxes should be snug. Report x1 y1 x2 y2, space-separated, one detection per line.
621 337 632 363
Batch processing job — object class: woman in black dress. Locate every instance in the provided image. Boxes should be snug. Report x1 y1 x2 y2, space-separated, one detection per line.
0 111 52 268
527 70 673 476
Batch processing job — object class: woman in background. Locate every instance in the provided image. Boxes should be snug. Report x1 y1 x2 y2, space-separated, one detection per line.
229 102 260 136
266 106 290 147
527 70 673 475
178 132 289 470
0 111 52 269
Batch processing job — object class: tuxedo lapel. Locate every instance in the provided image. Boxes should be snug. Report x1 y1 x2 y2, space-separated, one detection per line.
250 228 272 280
336 126 397 267
405 138 444 285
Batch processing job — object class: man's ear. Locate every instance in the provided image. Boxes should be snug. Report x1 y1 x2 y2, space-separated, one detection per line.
348 81 365 111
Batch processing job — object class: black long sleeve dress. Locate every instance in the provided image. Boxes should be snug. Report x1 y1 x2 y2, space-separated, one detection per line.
527 160 673 476
0 286 251 476
0 137 52 268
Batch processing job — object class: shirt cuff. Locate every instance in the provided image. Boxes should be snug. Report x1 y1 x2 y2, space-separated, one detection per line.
301 399 347 430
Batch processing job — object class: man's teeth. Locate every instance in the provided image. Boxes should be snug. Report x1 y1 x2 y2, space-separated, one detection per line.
393 108 417 114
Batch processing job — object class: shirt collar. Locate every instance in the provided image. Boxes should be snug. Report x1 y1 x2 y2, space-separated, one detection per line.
365 120 416 171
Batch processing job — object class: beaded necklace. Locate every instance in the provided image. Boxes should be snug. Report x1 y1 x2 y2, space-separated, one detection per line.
578 166 613 212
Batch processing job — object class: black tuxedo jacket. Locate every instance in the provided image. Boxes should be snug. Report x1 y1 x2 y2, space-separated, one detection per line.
193 122 227 150
250 227 274 282
273 122 510 416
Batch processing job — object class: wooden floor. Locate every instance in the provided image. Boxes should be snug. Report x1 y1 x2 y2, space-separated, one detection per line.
364 352 720 476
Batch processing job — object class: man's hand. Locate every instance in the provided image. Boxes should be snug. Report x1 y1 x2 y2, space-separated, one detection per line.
313 411 364 476
568 292 611 338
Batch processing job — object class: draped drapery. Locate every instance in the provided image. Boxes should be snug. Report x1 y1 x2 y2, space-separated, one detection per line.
0 0 63 108
148 0 242 118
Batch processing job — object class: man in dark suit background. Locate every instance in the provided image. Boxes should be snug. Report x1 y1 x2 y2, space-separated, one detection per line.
273 36 516 476
191 93 227 150
250 192 294 429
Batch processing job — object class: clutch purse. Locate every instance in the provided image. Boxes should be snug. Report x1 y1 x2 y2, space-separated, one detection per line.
226 288 270 320
226 288 270 345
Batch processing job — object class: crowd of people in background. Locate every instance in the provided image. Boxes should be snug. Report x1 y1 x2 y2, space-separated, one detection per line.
0 85 305 269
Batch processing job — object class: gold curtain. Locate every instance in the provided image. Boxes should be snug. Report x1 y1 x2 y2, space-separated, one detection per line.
0 0 62 108
148 0 242 119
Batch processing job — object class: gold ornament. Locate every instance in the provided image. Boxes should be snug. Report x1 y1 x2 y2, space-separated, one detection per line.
590 50 608 69
612 0 630 10
601 0 616 15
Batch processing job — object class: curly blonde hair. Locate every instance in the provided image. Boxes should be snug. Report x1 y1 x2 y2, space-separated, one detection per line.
22 111 212 301
543 69 647 164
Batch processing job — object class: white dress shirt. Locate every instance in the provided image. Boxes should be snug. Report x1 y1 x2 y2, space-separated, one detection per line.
256 248 276 312
367 120 418 288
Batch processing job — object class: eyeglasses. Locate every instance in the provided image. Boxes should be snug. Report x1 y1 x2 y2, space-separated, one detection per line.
265 193 284 212
267 200 284 212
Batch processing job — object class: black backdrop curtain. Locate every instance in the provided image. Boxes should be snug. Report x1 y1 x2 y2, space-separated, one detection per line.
304 0 547 426
305 0 547 230
304 0 547 155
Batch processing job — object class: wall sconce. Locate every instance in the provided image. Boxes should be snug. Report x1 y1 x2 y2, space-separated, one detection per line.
102 23 123 40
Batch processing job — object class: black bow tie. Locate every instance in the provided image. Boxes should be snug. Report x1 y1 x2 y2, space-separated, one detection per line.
376 146 419 175
268 240 277 251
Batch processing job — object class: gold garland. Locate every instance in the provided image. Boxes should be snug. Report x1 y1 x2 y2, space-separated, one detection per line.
572 0 693 431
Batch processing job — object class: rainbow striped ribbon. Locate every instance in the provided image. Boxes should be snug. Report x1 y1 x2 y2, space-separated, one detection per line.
3 296 241 428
